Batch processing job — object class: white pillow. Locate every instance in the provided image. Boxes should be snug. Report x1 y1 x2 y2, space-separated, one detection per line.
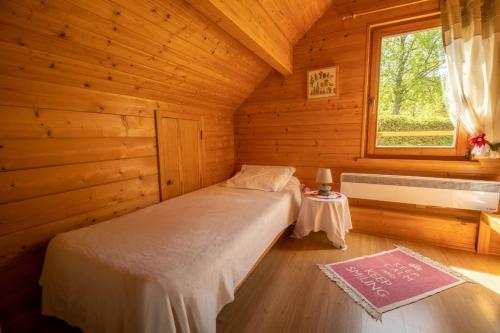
225 165 296 192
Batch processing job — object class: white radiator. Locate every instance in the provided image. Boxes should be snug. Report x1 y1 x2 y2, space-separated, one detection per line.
340 173 500 212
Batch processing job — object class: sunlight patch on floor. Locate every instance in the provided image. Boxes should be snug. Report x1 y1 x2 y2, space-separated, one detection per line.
451 266 500 295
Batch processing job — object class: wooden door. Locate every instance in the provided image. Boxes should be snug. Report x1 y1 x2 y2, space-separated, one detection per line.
160 117 182 200
156 112 204 201
178 118 202 194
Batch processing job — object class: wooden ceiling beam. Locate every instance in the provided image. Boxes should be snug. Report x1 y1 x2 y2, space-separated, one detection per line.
186 0 293 76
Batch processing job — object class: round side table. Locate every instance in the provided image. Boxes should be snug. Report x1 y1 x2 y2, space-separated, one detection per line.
293 192 352 249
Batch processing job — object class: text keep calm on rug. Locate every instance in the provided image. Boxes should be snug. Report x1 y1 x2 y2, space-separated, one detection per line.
319 246 471 320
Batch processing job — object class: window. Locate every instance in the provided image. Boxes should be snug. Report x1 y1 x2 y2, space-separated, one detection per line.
366 16 467 158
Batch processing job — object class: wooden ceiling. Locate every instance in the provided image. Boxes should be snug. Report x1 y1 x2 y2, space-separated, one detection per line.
187 0 333 76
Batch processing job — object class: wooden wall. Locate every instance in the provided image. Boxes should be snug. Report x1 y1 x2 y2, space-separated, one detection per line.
185 0 333 75
0 0 272 329
490 233 500 256
235 0 500 250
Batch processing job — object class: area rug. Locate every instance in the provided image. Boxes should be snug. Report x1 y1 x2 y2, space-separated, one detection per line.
319 246 471 320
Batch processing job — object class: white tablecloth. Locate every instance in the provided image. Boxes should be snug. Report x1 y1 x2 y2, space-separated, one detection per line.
293 193 352 247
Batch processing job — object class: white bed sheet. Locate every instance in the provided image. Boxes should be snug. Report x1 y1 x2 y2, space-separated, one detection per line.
39 178 301 333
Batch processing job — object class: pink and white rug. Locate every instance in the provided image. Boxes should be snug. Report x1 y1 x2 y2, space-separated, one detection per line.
319 246 471 320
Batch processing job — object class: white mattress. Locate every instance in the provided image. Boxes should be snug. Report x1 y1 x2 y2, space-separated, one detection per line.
39 178 301 333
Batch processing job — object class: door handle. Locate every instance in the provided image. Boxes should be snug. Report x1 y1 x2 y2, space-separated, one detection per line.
166 179 173 185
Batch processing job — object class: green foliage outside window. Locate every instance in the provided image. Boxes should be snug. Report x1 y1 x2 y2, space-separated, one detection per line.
376 27 455 147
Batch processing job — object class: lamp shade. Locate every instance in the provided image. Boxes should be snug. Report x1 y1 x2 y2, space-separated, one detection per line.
316 168 333 184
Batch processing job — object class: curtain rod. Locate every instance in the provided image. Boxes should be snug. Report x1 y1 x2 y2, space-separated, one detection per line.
342 0 435 20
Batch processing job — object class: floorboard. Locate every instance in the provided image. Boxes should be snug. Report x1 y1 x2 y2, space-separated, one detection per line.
217 231 500 333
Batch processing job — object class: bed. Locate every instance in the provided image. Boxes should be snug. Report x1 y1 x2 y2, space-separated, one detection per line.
39 176 301 333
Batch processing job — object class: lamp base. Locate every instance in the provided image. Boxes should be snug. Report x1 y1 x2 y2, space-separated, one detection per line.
318 184 331 196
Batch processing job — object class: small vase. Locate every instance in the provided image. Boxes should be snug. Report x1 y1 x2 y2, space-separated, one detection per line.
472 145 488 159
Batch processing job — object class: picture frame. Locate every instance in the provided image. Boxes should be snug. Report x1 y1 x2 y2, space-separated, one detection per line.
307 65 339 99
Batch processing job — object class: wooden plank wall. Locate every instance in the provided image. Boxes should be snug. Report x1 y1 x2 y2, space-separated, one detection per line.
186 0 333 75
235 0 500 251
0 0 271 329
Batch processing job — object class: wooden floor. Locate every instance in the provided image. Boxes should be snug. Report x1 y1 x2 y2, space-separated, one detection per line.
217 231 500 333
28 231 500 333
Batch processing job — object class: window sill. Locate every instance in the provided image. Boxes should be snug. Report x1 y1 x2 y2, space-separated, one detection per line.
477 158 500 167
355 156 478 164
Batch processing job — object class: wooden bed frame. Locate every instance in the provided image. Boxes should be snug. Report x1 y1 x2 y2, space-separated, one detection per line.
235 225 292 292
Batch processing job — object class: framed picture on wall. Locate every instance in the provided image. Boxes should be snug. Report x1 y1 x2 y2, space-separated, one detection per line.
307 66 339 99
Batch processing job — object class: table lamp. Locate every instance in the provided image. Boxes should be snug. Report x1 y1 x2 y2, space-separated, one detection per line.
316 168 333 196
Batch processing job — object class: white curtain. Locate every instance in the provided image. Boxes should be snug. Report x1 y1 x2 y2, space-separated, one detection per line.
441 0 500 144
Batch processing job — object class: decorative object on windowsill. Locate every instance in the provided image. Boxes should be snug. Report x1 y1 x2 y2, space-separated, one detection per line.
470 133 487 158
470 133 500 159
316 168 333 196
307 66 338 99
488 142 500 159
